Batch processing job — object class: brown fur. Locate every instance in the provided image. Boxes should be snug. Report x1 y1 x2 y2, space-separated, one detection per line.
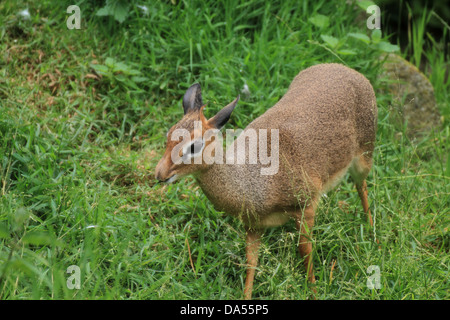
155 63 377 299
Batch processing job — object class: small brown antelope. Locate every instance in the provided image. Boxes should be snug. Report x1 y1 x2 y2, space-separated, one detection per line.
155 63 377 299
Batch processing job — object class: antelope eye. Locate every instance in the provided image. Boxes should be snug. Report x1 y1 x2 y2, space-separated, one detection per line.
183 139 204 158
190 140 203 154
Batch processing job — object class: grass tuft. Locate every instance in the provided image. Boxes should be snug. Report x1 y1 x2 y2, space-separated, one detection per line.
0 0 448 300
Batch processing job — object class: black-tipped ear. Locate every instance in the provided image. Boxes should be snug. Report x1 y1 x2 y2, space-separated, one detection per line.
183 83 203 115
208 95 240 129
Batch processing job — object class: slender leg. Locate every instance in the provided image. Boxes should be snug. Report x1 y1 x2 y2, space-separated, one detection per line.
295 203 317 291
355 180 373 227
244 228 262 300
350 155 373 227
356 179 381 247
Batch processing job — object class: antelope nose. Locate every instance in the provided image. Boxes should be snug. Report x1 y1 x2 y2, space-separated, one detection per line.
155 166 163 182
155 158 167 182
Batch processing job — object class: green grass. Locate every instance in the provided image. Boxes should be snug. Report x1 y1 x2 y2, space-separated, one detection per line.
0 0 448 300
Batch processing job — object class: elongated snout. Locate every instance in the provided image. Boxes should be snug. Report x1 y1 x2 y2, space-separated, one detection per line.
155 153 179 183
155 157 169 182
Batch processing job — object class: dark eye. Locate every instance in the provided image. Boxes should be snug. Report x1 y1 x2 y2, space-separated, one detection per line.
190 140 203 154
182 139 204 160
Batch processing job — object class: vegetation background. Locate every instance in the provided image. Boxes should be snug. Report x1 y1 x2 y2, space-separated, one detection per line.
0 0 448 299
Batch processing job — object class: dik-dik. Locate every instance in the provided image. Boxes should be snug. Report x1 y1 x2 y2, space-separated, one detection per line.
155 63 377 299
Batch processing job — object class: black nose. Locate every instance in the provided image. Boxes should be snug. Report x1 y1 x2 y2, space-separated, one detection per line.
154 172 163 186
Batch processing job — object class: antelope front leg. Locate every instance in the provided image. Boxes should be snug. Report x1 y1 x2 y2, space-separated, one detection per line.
356 180 374 227
295 203 317 291
356 179 380 246
243 228 262 300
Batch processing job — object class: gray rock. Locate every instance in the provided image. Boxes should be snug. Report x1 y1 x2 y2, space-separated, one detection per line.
380 53 440 138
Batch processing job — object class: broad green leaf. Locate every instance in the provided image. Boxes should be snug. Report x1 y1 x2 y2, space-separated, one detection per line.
96 0 129 24
309 14 330 28
112 61 131 73
356 0 377 10
105 57 115 68
114 74 127 82
320 35 339 48
377 41 400 52
91 64 108 75
132 76 149 83
337 49 357 55
96 7 111 17
112 2 129 24
371 29 382 44
348 32 371 44
121 68 141 76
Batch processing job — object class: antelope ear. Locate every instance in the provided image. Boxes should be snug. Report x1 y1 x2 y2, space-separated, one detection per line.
183 83 203 115
208 95 240 129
